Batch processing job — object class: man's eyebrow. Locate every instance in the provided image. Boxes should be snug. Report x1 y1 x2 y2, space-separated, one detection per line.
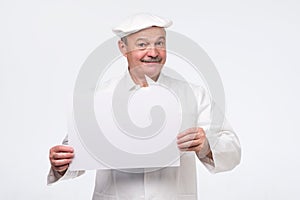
135 36 166 42
156 36 166 40
135 38 148 42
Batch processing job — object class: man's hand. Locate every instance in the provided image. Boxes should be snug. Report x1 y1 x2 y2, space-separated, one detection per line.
49 145 74 175
177 127 211 159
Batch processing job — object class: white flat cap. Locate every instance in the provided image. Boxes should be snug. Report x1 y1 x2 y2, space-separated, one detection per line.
112 13 172 38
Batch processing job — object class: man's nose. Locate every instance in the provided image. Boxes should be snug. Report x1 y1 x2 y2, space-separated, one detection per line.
146 47 159 57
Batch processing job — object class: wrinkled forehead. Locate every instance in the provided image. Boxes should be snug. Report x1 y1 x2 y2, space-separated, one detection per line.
126 27 166 42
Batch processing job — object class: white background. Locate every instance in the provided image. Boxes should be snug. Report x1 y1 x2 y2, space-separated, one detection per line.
1 0 299 199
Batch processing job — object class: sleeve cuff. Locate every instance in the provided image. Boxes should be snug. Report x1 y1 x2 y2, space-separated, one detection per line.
47 168 85 185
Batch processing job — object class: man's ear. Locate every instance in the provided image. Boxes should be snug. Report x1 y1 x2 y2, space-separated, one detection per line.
118 40 127 57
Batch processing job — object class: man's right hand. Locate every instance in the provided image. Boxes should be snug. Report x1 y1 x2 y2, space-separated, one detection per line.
49 145 74 175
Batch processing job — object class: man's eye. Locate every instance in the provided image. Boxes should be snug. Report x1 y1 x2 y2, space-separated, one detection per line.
137 43 147 48
156 41 165 47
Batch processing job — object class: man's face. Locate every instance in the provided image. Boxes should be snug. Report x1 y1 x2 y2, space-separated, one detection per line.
119 27 167 81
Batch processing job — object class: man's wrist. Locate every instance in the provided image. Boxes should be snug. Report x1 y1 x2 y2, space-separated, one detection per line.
57 170 67 176
52 166 68 178
196 140 212 159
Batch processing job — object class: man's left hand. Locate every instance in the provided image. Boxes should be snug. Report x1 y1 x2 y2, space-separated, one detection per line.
177 127 211 158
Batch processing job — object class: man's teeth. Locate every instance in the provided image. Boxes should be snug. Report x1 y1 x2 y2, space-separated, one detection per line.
141 60 161 63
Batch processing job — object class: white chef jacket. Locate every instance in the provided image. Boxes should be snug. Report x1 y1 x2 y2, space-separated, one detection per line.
48 72 241 200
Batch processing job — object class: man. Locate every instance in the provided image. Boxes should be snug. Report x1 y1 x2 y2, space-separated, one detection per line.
48 13 241 199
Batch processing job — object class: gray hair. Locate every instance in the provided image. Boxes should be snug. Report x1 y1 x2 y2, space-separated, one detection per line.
121 36 128 45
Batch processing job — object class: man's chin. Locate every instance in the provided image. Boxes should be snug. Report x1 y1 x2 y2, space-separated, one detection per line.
143 70 161 81
131 63 163 81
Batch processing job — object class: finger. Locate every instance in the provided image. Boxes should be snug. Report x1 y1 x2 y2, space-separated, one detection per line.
51 158 73 167
178 139 202 149
51 145 74 154
51 152 74 160
180 146 201 152
177 127 202 139
177 132 201 144
52 164 69 172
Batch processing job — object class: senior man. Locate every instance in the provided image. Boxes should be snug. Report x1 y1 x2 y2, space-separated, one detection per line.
48 13 241 200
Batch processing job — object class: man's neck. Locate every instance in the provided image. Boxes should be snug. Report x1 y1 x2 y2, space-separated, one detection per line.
128 68 160 86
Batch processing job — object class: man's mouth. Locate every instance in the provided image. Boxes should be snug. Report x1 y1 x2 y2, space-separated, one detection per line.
141 58 162 63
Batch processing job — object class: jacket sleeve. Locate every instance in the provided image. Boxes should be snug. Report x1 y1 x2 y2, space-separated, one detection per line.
195 86 241 173
47 135 85 185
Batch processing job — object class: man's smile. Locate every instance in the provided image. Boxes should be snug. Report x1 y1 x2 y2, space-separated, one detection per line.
140 57 162 63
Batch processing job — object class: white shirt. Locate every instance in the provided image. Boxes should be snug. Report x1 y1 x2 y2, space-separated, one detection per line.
48 72 241 200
